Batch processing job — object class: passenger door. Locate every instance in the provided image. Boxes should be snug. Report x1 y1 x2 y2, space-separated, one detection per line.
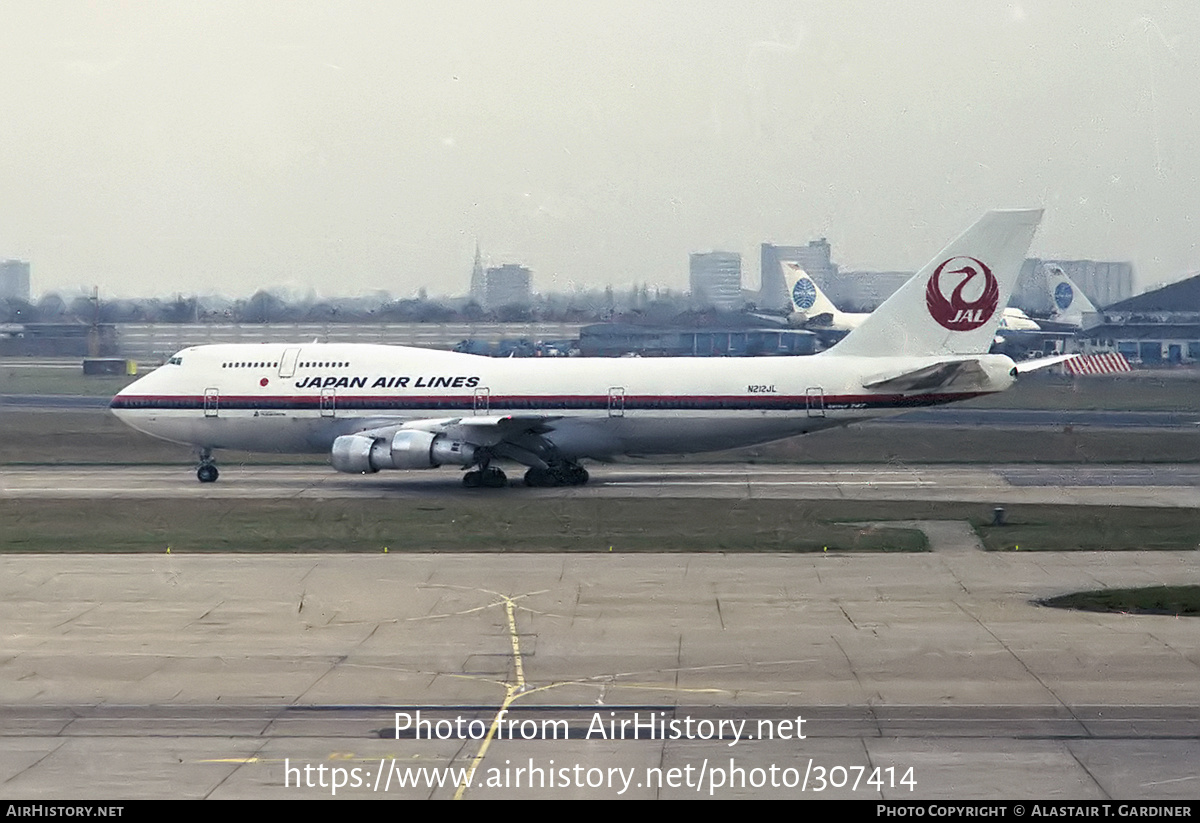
805 387 825 418
608 387 626 418
278 348 301 378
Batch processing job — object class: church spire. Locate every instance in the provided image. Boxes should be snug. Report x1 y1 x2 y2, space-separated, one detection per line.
470 239 485 302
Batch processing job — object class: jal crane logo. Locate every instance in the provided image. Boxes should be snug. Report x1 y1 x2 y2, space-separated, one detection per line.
924 256 998 331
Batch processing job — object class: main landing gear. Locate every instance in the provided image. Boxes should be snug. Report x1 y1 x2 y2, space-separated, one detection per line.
462 466 508 488
461 461 590 489
196 449 219 483
523 462 589 487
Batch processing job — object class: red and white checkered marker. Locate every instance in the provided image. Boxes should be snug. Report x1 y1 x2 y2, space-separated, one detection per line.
1063 353 1133 376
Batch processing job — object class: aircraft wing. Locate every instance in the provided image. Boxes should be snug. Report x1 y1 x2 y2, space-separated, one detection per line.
355 414 560 446
862 359 989 393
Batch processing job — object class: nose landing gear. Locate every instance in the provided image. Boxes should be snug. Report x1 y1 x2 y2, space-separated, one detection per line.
196 449 219 483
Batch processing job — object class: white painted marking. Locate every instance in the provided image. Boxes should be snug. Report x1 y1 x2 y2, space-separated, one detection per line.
606 480 935 487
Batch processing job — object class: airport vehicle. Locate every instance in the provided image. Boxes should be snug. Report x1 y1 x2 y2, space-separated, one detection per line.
111 209 1058 488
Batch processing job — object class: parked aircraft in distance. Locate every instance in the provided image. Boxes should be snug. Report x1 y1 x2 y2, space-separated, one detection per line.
1044 265 1099 328
991 265 1102 355
113 209 1072 488
782 263 869 330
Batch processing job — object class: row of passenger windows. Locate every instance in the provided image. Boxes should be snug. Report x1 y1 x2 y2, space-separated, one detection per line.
219 361 352 369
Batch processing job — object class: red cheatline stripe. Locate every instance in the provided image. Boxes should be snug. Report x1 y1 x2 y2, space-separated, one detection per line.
110 391 993 411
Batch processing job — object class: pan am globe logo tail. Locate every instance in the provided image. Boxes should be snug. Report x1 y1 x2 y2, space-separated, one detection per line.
791 277 817 311
1054 281 1074 310
924 256 999 331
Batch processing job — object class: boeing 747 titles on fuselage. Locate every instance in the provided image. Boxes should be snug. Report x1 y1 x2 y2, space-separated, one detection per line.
111 209 1070 488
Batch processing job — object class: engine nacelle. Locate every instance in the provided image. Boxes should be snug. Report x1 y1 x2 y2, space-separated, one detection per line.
331 431 478 474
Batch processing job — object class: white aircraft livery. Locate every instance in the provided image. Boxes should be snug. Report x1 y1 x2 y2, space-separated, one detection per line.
111 209 1056 488
1045 264 1098 327
783 264 868 330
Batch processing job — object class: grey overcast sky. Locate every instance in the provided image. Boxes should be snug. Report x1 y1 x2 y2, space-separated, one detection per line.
1 1 1197 298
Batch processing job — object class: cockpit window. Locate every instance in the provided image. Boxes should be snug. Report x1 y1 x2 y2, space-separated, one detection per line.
168 357 183 366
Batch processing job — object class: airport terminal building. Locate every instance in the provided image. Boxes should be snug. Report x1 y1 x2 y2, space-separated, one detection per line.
1083 273 1200 365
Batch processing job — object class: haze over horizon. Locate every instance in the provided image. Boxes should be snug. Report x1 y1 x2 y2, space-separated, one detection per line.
1 2 1197 300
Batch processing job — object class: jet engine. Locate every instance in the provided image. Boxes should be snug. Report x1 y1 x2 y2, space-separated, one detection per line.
331 430 478 473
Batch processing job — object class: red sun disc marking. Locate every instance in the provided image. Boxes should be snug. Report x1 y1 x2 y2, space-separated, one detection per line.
260 378 269 387
924 256 999 331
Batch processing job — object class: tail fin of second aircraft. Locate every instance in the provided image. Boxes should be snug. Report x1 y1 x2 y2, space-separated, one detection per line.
1045 264 1097 326
825 209 1043 358
783 263 842 319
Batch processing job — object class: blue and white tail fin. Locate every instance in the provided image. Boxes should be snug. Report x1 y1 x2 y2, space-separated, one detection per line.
825 209 1043 358
783 263 860 327
1045 265 1097 327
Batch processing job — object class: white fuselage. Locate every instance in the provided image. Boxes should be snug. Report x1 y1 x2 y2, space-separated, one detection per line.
111 342 1016 461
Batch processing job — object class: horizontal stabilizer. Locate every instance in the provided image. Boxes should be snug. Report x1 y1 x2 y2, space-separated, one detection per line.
1011 352 1135 376
862 359 988 393
1009 354 1077 374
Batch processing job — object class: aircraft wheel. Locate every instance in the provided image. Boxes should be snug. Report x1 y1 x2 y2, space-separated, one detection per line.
524 467 552 487
483 467 508 488
462 471 482 488
553 463 588 486
197 464 219 483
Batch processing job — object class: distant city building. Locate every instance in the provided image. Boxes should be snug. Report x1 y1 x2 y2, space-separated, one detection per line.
0 259 31 302
831 271 913 312
689 251 743 311
482 264 533 311
760 240 836 310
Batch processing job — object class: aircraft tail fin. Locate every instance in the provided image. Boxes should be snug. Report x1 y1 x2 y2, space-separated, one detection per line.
1045 265 1097 325
825 209 1043 358
783 263 842 320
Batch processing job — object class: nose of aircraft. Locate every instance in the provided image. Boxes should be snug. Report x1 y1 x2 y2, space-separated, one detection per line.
111 371 143 404
109 365 162 414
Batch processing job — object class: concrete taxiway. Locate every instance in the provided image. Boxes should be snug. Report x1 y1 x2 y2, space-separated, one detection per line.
1 551 1198 799
4 462 1200 507
3 460 1198 798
